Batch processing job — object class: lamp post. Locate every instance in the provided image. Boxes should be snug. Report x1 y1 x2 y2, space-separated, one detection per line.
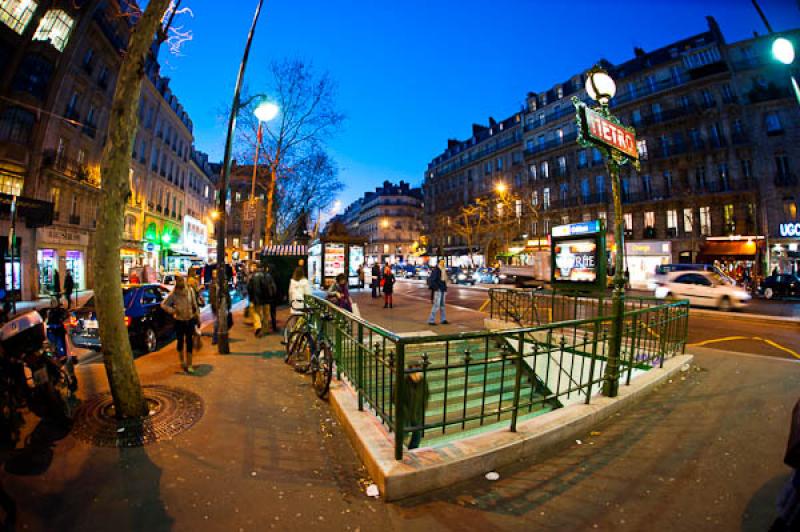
771 37 800 106
248 100 279 259
580 65 635 398
215 0 265 354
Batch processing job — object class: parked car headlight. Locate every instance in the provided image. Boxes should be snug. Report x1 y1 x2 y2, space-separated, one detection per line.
458 274 466 280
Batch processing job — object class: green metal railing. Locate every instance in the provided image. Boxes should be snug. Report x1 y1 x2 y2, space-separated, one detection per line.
306 289 689 460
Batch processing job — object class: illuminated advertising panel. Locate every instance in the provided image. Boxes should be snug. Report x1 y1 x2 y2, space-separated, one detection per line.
551 220 607 292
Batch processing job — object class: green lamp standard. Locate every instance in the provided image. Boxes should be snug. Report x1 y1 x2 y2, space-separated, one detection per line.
576 65 640 397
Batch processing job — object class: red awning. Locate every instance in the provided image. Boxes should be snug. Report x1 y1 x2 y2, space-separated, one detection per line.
698 240 761 258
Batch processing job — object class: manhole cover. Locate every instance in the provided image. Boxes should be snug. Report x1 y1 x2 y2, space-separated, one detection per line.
71 385 204 447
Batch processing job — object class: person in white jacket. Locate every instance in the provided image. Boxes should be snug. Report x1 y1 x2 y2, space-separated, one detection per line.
288 266 312 315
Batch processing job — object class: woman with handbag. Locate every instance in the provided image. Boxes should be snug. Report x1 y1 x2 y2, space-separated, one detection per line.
161 275 200 374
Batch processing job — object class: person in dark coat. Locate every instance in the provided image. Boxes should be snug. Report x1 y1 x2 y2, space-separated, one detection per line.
382 265 395 308
399 362 429 450
247 265 277 336
63 270 74 308
371 263 381 298
52 269 61 301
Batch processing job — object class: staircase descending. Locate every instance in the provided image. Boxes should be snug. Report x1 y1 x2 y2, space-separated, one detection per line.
401 337 561 445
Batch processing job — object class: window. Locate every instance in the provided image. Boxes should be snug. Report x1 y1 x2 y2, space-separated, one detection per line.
532 190 538 206
678 94 691 110
561 214 570 224
642 174 652 197
0 172 23 196
559 183 568 202
667 210 678 230
721 83 734 103
556 129 564 144
528 164 537 180
595 175 605 198
578 150 587 168
765 112 783 134
598 211 607 221
644 211 655 227
684 208 694 234
76 148 85 165
0 106 34 143
32 10 74 52
663 171 673 195
741 159 752 182
776 155 791 178
526 139 534 152
592 148 602 163
557 156 567 175
496 157 503 171
651 103 662 121
699 206 711 236
484 161 491 175
717 163 729 189
631 109 642 126
689 128 703 149
784 199 798 220
70 194 78 216
82 48 94 68
0 0 37 34
540 161 549 179
695 165 707 189
723 204 735 233
12 53 54 100
624 213 633 231
701 89 715 108
543 187 550 209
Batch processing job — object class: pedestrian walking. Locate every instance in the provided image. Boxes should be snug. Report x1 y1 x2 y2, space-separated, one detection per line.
371 263 381 298
427 260 448 325
208 270 231 345
247 265 277 337
399 361 429 450
327 273 353 312
357 264 365 290
161 276 200 373
263 264 279 333
63 270 74 308
382 265 395 308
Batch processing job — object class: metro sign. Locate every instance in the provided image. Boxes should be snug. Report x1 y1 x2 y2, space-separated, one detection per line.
578 104 638 161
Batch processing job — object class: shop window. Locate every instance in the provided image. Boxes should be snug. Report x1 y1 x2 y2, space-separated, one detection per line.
0 171 23 196
32 9 74 52
0 0 37 34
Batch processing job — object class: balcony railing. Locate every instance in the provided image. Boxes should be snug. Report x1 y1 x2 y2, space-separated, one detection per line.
69 215 81 225
41 151 100 187
775 173 798 187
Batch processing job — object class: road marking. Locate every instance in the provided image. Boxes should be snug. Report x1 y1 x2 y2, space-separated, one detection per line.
478 299 490 312
690 335 800 360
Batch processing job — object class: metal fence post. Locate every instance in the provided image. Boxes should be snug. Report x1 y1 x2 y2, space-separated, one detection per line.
394 341 406 460
357 322 364 411
510 332 524 432
334 315 343 380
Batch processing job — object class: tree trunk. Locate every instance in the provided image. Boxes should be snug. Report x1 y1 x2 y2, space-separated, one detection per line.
95 0 171 418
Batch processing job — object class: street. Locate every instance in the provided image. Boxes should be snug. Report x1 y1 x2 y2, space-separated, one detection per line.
383 279 800 360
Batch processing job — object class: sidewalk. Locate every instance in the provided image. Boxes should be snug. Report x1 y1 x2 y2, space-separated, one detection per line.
2 302 798 530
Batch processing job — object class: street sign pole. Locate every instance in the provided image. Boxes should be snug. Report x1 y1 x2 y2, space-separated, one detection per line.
573 95 640 397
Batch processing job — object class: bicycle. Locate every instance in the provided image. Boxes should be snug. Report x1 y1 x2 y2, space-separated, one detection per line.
282 301 308 349
285 307 334 399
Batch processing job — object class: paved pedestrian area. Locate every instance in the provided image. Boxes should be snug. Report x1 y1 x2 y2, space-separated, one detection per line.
1 304 797 531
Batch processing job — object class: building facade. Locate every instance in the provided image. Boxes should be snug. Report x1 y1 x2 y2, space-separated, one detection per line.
1 1 216 298
424 17 800 284
343 180 424 265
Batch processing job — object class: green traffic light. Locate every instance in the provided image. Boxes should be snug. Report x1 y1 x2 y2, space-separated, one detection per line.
772 37 795 65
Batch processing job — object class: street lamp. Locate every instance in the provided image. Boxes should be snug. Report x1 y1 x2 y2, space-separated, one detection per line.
773 37 795 65
585 66 616 107
582 65 629 397
495 182 507 195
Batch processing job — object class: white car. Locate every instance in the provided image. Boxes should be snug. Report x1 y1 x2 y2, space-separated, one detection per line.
653 271 751 311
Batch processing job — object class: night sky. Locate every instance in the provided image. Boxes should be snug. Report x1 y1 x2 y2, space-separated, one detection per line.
162 0 800 207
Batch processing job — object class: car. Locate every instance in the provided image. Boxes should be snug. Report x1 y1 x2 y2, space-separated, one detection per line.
647 263 734 290
653 271 751 311
759 273 800 300
69 284 176 353
449 267 476 285
473 267 500 284
414 266 431 280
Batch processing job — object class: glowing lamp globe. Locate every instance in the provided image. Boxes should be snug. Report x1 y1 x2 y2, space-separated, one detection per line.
585 69 616 105
772 37 795 65
254 101 279 122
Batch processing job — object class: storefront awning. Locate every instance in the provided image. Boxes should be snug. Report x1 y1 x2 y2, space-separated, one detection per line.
0 193 54 228
699 240 761 259
261 244 307 256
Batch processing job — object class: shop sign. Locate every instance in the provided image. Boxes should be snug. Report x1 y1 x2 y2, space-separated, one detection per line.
144 242 156 252
36 227 89 247
552 220 601 238
625 241 671 256
779 222 800 238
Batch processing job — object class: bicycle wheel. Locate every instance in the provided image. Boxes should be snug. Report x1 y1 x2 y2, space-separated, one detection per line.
311 342 333 399
287 331 313 372
283 314 301 348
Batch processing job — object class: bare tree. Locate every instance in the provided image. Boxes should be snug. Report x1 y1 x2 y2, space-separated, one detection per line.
94 0 187 418
237 59 344 242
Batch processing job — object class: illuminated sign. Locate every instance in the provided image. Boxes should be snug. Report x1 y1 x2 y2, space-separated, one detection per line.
579 105 638 160
780 222 800 238
552 220 601 237
553 239 598 283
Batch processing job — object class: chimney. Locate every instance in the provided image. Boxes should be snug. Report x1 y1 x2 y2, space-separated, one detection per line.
634 47 646 58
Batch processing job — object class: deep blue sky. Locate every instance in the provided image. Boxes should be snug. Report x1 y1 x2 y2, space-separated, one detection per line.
162 0 800 207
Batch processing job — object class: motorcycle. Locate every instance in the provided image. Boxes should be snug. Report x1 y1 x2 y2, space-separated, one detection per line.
0 311 78 431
